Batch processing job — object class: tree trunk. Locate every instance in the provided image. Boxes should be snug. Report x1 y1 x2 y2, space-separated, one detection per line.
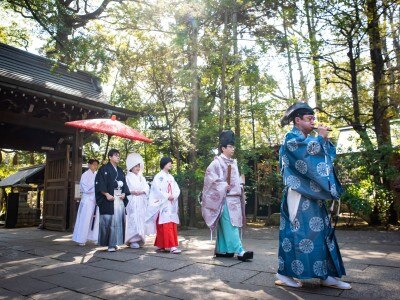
366 0 391 148
219 10 228 133
387 5 400 103
188 17 199 227
347 34 376 174
232 9 241 151
294 39 308 101
304 0 322 109
387 4 400 224
282 15 295 99
389 6 400 82
249 85 258 221
366 0 394 224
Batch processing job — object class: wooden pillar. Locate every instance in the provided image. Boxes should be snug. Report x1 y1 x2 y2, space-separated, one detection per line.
36 186 42 225
69 129 83 231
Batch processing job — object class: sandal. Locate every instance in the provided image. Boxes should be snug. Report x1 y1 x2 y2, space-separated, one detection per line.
275 274 302 288
321 277 352 290
237 251 253 261
274 279 302 288
170 248 182 254
155 248 166 253
215 253 235 258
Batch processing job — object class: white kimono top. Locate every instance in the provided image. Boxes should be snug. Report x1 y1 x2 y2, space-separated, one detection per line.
125 171 150 243
80 169 97 197
126 172 150 199
146 170 180 226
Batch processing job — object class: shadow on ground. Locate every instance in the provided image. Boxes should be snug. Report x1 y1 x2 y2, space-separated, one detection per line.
0 227 399 299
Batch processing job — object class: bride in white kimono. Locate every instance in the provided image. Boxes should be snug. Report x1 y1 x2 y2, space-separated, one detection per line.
125 153 149 249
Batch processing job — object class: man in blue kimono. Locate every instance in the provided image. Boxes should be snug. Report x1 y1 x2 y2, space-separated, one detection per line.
276 102 351 289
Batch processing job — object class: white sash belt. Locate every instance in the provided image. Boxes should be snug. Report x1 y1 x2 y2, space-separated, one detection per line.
287 188 301 222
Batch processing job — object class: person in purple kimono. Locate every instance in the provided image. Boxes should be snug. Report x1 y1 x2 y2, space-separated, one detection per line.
276 102 351 289
201 130 253 262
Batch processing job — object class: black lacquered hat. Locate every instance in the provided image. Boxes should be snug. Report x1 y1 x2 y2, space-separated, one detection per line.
219 130 235 147
280 102 314 126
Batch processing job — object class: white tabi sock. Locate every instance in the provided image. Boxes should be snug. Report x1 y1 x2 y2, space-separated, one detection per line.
321 276 351 290
276 273 302 288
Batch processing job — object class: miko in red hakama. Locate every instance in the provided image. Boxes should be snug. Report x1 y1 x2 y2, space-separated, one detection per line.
145 158 181 253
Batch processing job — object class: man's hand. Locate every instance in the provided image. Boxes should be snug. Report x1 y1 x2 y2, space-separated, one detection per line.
120 193 125 200
105 193 114 201
317 125 330 140
226 183 231 193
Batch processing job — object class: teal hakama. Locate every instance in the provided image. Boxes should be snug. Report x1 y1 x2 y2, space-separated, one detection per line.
216 202 244 254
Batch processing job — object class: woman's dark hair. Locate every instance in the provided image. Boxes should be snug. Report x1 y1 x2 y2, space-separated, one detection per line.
160 157 173 169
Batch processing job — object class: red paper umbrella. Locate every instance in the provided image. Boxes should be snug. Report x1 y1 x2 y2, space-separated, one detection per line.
65 115 152 160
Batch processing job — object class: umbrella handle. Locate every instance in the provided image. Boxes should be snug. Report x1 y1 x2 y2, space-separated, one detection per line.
103 135 112 163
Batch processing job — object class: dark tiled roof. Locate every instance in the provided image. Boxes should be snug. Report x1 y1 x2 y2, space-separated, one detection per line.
0 164 44 187
0 42 109 104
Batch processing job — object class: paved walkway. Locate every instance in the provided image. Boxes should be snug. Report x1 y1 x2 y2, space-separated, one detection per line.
0 226 399 299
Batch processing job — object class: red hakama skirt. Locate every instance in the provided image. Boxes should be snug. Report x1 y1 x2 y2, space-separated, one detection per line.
154 216 178 249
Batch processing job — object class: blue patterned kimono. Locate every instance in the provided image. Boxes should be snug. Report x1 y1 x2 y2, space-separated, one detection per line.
278 126 346 279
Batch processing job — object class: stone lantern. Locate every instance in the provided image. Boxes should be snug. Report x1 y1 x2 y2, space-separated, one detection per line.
12 183 36 227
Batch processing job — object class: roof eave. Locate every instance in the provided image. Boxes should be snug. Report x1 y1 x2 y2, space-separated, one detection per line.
0 78 138 119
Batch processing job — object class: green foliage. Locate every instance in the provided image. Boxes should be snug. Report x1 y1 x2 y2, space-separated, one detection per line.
337 144 399 225
0 23 29 48
341 183 373 225
0 150 44 170
341 180 394 225
0 163 18 182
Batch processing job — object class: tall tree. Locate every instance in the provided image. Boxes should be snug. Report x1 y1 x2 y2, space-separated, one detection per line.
220 9 229 132
366 0 397 223
232 7 241 151
280 1 296 99
304 0 323 108
366 0 391 149
5 0 123 64
293 37 309 101
187 14 200 227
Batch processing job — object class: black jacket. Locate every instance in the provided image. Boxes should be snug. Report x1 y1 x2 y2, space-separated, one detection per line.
95 162 130 215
